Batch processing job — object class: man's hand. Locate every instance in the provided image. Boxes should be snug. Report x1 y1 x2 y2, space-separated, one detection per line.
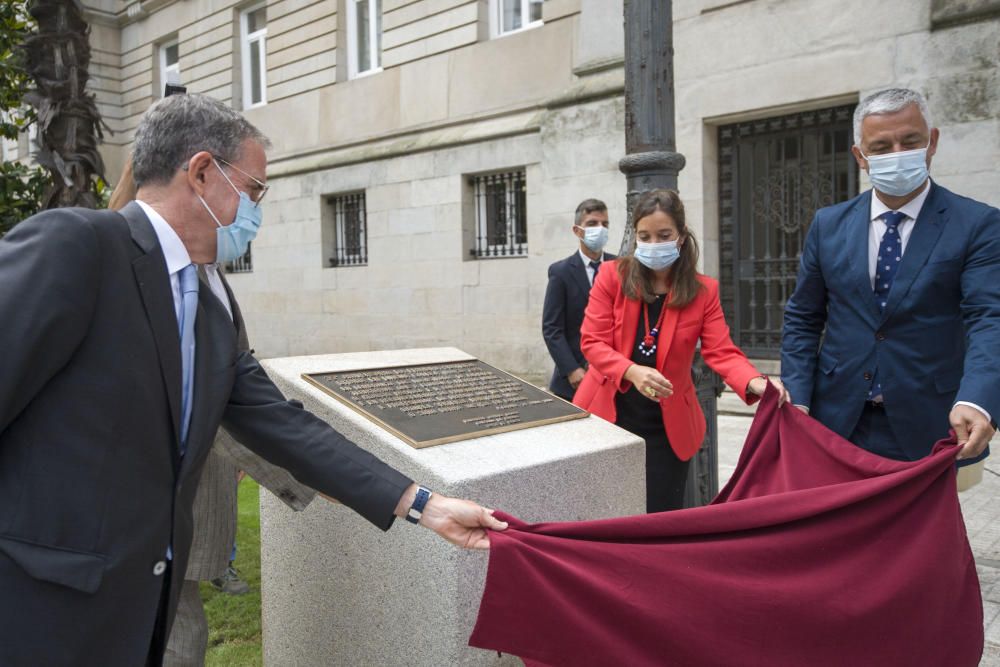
747 376 792 406
950 404 995 460
395 484 507 550
568 367 586 389
419 495 508 550
624 364 673 402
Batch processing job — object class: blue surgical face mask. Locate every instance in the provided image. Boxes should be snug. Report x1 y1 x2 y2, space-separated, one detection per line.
860 145 929 197
197 160 263 263
634 240 680 271
576 225 609 252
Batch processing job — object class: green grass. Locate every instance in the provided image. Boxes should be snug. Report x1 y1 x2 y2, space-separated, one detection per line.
203 479 264 667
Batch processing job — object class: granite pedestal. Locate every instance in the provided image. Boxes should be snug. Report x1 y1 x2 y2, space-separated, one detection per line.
259 347 645 666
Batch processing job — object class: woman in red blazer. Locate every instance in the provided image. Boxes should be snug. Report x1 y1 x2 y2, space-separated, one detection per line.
574 189 790 512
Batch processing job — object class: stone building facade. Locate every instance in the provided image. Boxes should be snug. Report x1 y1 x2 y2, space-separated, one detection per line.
75 0 999 376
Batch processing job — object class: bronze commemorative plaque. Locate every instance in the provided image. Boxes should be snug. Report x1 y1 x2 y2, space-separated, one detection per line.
302 359 588 448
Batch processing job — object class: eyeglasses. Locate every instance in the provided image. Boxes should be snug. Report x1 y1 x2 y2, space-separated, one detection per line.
214 156 269 207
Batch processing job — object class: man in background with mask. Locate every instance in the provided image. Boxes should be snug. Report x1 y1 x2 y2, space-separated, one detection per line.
782 87 1000 472
542 198 615 401
0 93 506 666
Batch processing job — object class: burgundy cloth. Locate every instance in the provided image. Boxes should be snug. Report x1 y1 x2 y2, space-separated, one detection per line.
469 386 983 666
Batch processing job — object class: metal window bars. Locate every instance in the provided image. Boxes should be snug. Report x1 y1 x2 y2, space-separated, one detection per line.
470 170 527 259
223 243 253 273
328 191 368 267
718 104 858 358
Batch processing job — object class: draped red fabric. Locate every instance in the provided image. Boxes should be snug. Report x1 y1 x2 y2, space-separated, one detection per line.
468 386 983 667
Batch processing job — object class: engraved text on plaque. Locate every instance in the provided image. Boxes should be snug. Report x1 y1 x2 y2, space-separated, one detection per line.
302 360 587 448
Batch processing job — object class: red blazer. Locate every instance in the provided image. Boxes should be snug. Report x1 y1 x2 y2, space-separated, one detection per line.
573 261 760 461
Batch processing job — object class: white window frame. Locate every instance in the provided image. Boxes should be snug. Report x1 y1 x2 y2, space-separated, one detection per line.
489 0 544 39
27 123 38 158
346 0 382 80
1 114 12 161
158 39 180 97
241 4 268 108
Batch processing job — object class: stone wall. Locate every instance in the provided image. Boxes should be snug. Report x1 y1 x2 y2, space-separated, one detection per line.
673 0 1000 283
79 0 998 377
231 91 627 377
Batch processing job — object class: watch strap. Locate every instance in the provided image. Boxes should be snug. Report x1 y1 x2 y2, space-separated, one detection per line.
405 486 432 524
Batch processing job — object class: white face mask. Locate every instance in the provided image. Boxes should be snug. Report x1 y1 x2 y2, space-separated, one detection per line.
575 225 609 252
859 144 930 197
634 240 680 271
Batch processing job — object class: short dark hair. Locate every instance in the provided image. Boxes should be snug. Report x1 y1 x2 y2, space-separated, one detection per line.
132 93 270 188
574 198 607 225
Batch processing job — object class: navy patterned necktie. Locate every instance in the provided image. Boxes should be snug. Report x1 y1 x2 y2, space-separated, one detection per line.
869 211 907 401
588 260 601 286
873 211 906 311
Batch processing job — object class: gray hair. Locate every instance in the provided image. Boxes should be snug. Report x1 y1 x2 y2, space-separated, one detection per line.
853 88 933 146
132 93 270 187
574 198 608 225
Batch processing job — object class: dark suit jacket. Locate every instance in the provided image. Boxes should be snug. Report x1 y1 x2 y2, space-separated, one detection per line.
781 182 1000 460
0 203 412 666
542 250 615 400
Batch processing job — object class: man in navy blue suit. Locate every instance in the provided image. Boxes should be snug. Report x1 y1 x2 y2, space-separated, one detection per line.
782 88 999 464
543 198 616 401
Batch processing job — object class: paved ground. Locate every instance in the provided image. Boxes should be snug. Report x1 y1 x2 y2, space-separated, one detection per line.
715 405 1000 665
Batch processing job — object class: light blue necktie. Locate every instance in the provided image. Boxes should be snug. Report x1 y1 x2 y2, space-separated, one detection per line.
178 264 199 453
868 211 906 401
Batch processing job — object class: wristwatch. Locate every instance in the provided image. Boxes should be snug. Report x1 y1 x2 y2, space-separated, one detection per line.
405 486 433 524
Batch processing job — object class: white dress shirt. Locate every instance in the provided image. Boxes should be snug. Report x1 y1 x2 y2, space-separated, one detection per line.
136 200 192 560
580 249 601 286
867 181 929 288
136 200 191 325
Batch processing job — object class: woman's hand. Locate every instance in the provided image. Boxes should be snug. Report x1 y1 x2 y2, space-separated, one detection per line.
624 364 673 402
747 376 791 406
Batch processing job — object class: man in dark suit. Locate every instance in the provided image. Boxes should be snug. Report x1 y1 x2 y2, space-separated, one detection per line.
782 88 999 465
542 198 616 401
0 93 505 666
164 264 321 667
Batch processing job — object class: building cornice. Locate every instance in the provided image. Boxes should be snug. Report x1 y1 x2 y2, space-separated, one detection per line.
267 109 545 178
546 65 624 110
83 0 182 28
267 66 625 179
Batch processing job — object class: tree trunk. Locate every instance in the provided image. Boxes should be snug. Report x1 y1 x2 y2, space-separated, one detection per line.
22 0 106 209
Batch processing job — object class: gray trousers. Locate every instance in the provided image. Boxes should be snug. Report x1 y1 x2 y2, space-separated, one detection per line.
162 580 208 667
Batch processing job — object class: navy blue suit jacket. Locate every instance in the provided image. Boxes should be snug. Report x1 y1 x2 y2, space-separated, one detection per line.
542 250 615 400
781 182 1000 460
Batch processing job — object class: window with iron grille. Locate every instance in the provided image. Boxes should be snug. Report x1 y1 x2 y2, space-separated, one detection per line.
718 103 858 358
469 170 527 258
223 243 253 274
326 192 368 267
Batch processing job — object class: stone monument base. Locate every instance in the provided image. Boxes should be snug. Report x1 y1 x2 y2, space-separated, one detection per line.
259 347 644 666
